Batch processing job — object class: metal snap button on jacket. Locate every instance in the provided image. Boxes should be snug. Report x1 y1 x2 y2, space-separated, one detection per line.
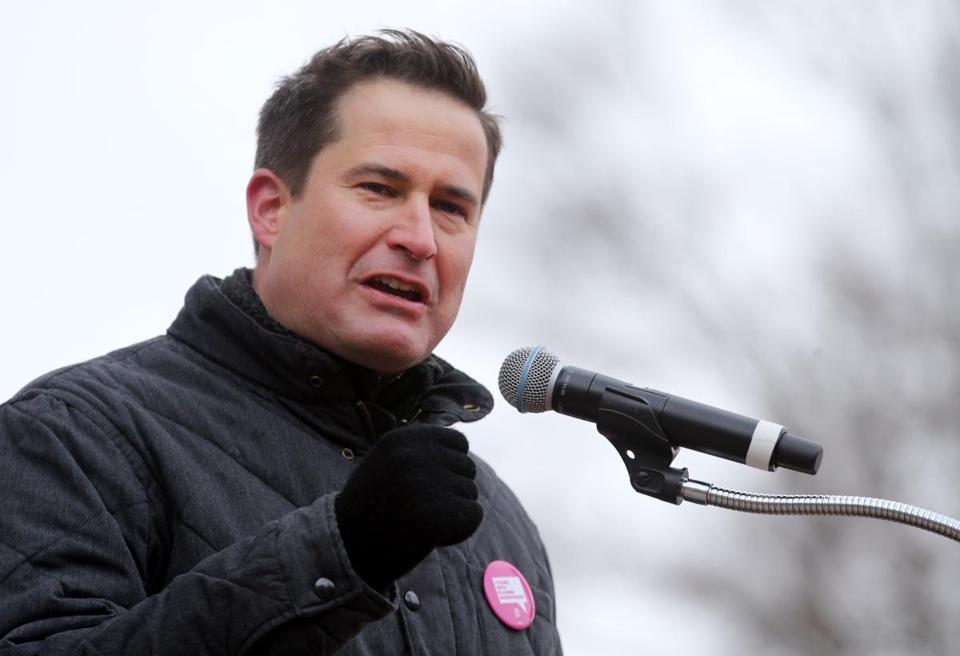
403 590 421 611
308 375 324 388
313 577 336 600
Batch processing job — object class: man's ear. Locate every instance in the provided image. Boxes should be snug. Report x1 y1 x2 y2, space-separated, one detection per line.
246 169 291 253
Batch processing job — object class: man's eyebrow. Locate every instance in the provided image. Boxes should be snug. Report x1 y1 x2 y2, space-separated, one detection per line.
345 162 479 207
344 163 409 182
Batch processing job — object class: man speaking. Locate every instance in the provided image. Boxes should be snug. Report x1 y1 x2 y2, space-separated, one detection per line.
0 30 561 654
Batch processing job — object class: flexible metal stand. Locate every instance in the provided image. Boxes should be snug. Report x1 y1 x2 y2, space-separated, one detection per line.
680 480 960 543
588 384 960 544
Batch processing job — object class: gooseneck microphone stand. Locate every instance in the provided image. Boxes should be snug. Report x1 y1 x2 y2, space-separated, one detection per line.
583 376 960 544
499 346 960 544
591 382 960 544
679 481 960 542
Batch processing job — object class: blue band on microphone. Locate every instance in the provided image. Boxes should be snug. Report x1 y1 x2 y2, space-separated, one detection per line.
515 346 543 413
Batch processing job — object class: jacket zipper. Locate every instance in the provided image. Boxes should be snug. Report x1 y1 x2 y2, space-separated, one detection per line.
355 400 377 439
356 400 423 441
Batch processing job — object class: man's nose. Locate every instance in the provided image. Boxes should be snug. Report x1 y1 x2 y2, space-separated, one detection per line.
388 196 438 261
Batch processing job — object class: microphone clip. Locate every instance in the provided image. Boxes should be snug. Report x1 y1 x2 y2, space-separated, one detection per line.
595 386 688 504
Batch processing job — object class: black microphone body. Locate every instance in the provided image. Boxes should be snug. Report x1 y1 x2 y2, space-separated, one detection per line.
500 347 822 476
553 365 820 474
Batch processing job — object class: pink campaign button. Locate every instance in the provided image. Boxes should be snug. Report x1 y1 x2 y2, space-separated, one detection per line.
483 560 535 630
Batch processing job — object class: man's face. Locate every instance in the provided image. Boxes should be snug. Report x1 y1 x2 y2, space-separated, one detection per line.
252 78 488 374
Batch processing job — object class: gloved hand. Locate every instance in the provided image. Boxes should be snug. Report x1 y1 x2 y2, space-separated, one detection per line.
335 424 483 590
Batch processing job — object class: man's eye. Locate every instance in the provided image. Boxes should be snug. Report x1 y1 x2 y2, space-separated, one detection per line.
359 182 395 196
434 199 468 219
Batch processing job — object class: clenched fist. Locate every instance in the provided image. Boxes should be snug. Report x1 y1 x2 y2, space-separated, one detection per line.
335 424 483 589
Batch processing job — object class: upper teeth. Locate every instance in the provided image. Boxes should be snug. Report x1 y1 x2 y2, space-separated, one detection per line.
374 277 418 293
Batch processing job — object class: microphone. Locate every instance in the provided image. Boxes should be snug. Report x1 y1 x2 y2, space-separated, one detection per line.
499 346 822 475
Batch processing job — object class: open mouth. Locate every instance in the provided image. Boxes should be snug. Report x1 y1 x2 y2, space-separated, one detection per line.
363 276 425 303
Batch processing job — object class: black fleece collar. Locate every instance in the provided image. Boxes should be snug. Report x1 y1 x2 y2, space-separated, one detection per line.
166 270 493 422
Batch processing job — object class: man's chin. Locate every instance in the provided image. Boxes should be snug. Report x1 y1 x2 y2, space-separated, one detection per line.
340 332 433 375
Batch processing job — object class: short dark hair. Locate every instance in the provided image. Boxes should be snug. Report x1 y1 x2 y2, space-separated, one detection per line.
255 29 502 206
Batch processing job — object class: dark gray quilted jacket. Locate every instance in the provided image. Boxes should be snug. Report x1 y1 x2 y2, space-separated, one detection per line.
0 273 562 654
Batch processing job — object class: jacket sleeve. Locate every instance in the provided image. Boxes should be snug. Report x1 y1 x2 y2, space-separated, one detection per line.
0 394 395 655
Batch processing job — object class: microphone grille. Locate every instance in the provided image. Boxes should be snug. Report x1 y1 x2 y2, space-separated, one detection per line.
498 346 560 413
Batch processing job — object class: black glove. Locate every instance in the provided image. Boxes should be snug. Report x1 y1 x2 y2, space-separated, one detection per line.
335 424 483 590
